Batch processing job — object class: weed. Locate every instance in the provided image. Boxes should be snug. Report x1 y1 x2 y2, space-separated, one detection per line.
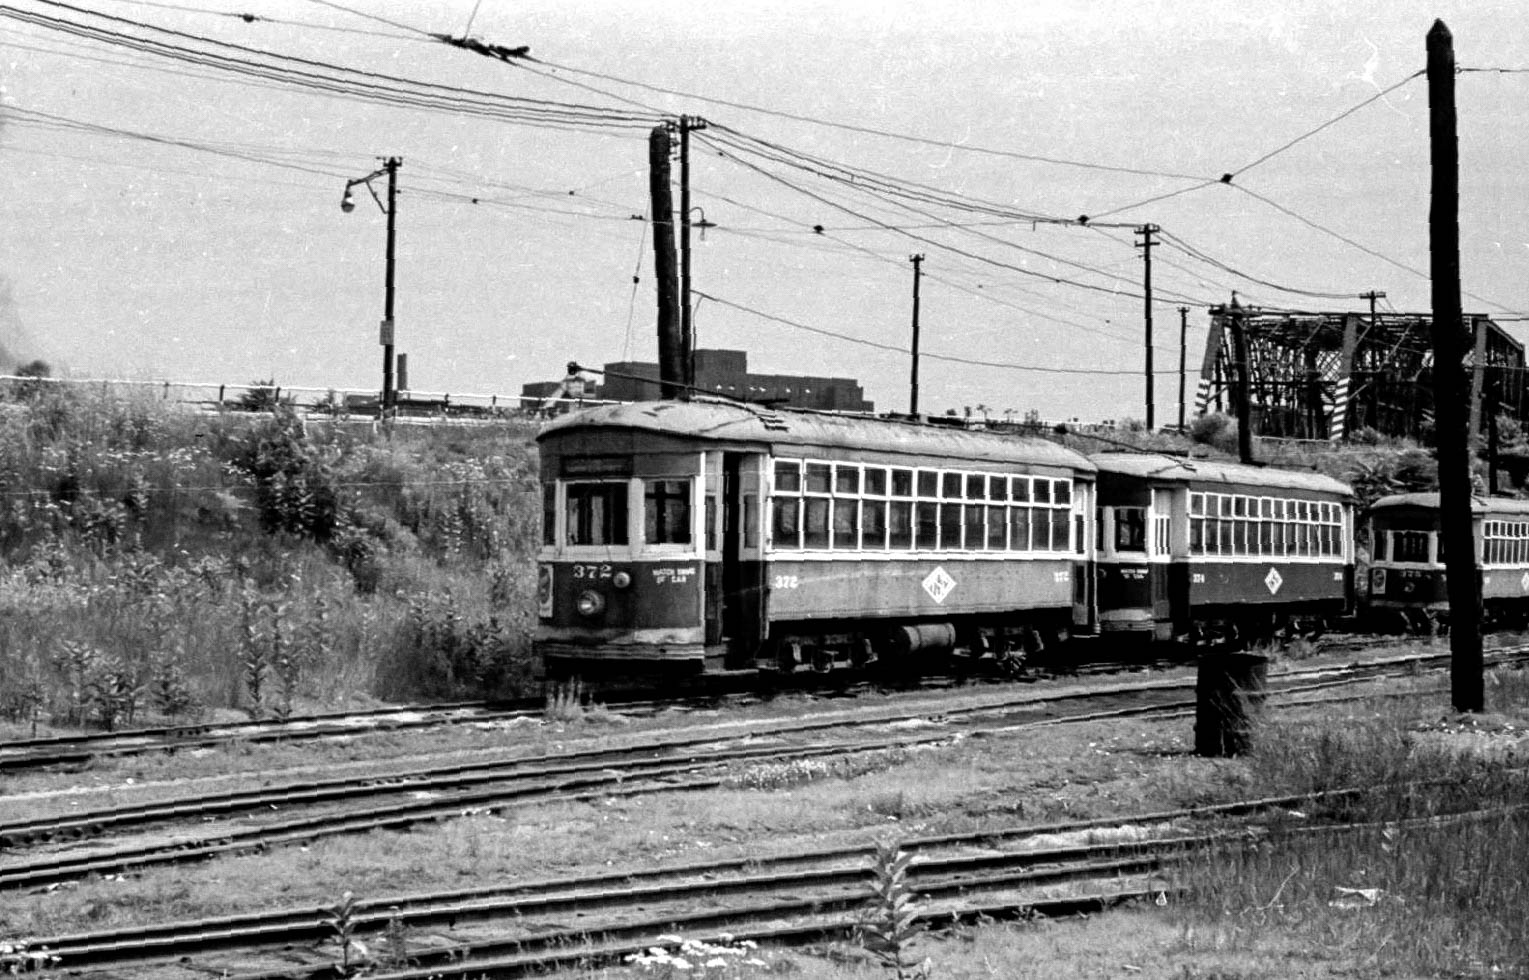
147 645 198 719
0 940 60 974
626 934 772 978
545 677 587 722
374 912 416 971
325 890 366 976
857 841 931 979
239 584 267 717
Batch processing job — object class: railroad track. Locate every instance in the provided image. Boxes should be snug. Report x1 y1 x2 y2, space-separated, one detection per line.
2 647 1518 894
27 793 1527 980
0 632 1423 773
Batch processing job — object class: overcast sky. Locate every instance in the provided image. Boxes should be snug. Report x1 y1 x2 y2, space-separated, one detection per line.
2 0 1527 421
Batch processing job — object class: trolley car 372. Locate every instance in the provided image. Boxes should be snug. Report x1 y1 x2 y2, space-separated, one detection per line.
534 400 1098 675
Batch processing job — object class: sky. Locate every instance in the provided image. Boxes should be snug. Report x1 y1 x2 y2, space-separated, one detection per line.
2 0 1528 422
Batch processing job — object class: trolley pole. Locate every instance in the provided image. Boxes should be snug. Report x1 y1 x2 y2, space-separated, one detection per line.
1178 306 1189 431
1136 224 1159 430
909 254 924 416
1427 19 1483 712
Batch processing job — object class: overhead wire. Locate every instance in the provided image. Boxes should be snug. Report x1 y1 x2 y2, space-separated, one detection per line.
1230 71 1423 178
88 0 425 40
521 54 1215 182
701 131 1167 304
701 126 1219 306
2 1 662 134
299 0 424 37
620 213 649 362
695 291 1184 376
1154 228 1365 300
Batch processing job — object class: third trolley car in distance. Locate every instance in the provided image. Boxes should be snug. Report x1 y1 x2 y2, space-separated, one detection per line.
1092 453 1355 643
1367 492 1529 630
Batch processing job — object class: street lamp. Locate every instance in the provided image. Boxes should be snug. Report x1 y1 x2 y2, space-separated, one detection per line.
341 157 401 417
680 205 716 392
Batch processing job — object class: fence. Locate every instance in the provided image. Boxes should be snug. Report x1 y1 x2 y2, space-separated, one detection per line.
0 375 618 421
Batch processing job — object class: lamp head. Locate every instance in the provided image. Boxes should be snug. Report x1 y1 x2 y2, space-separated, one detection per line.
340 187 356 213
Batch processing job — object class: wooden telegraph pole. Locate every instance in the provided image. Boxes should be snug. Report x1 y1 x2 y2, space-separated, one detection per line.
1427 20 1484 712
1178 306 1189 431
1230 303 1254 465
649 124 683 400
1136 225 1159 429
909 254 924 416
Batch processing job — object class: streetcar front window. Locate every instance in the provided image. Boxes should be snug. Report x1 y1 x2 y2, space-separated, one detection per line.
565 482 629 546
1113 507 1147 554
1391 530 1431 564
644 479 692 545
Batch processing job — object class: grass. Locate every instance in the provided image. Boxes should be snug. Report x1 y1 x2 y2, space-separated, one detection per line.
2 669 1525 979
0 386 545 729
1169 668 1529 979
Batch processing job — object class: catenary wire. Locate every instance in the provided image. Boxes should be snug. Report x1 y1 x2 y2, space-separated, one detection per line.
519 54 1215 182
701 134 1173 304
4 2 662 131
1231 71 1423 178
88 0 425 40
696 292 1184 376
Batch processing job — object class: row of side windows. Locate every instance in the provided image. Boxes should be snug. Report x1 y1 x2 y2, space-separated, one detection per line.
1484 519 1529 565
770 460 1079 553
1189 492 1344 558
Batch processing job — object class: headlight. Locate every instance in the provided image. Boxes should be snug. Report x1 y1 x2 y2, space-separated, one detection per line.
537 566 554 617
576 590 605 616
612 571 632 589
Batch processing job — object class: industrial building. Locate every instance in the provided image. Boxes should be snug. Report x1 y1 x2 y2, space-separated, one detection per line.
521 348 873 413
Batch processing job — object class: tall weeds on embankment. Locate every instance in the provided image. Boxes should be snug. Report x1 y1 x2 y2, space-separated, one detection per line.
1176 672 1529 977
0 384 544 730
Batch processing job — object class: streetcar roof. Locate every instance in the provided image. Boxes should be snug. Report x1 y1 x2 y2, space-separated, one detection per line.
538 399 1096 472
1370 492 1529 515
1090 452 1353 497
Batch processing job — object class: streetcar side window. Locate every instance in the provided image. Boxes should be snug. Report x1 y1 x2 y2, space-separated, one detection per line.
889 500 914 549
565 481 629 546
772 497 801 549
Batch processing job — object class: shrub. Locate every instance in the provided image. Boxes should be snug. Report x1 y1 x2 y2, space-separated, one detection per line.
1189 412 1239 454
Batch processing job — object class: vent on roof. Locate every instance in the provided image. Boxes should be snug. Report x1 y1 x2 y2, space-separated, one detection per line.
757 412 790 432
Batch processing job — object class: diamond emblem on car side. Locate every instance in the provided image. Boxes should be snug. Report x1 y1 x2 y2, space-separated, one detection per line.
922 566 957 604
1520 571 1529 593
1264 568 1283 595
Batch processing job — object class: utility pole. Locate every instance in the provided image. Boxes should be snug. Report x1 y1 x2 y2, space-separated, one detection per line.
1428 19 1483 712
679 116 707 391
1360 289 1386 328
381 157 400 415
909 254 924 416
1178 306 1189 431
1230 302 1253 465
649 125 683 400
1136 224 1159 430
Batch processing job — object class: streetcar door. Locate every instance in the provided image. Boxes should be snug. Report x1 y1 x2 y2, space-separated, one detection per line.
721 452 766 667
